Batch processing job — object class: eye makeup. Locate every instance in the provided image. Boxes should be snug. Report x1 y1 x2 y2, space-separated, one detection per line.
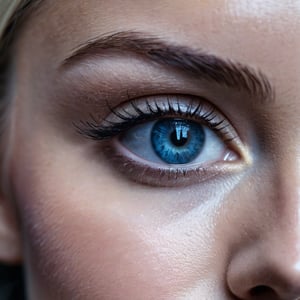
74 94 248 187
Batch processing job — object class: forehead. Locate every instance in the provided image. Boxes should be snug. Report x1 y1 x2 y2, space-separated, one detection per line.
18 0 300 94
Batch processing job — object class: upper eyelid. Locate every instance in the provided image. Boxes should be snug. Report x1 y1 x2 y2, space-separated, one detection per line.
74 94 238 145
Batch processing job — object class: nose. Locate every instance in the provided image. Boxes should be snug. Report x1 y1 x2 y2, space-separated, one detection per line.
227 163 300 299
227 237 300 300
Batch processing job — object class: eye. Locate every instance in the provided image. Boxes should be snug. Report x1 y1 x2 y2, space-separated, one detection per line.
120 118 230 165
76 94 247 187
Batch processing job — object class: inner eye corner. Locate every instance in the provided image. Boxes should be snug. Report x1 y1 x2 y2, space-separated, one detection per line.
226 137 252 166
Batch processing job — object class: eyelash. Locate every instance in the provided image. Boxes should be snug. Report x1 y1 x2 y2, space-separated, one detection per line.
75 94 235 143
74 94 244 187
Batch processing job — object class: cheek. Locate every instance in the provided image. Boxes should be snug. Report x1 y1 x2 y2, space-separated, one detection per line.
9 126 251 299
14 173 172 298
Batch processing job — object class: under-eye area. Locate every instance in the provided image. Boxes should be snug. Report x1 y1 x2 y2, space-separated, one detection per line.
75 94 248 186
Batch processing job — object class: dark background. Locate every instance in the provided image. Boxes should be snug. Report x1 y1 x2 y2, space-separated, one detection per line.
0 264 24 299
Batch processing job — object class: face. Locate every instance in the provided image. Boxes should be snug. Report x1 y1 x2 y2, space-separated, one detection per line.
3 0 300 299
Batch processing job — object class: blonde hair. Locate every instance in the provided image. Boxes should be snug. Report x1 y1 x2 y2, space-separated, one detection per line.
0 0 42 101
0 0 22 40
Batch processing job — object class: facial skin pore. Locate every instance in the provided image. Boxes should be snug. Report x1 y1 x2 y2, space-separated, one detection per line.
1 0 300 299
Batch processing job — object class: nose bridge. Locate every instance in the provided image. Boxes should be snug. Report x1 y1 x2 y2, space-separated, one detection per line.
271 148 300 261
262 148 300 293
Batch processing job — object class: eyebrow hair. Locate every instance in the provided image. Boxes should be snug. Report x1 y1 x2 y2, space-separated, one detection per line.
62 31 275 103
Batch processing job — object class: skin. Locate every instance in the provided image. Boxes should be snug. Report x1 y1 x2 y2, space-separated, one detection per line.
0 0 300 299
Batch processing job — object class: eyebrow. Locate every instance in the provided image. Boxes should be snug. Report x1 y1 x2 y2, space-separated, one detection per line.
62 31 274 103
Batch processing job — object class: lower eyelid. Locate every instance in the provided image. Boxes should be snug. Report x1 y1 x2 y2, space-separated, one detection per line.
100 141 247 188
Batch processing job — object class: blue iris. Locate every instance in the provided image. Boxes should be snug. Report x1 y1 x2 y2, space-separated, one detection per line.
151 118 205 164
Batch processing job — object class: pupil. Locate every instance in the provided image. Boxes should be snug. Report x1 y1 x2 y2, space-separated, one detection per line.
170 128 189 147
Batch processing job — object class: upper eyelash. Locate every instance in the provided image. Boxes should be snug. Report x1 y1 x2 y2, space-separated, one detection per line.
74 95 236 142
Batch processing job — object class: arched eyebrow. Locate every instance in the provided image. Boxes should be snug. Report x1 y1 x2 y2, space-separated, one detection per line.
62 30 275 103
